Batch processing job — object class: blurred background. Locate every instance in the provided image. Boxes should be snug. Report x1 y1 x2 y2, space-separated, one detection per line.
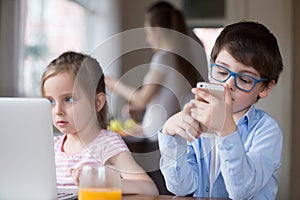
0 0 299 199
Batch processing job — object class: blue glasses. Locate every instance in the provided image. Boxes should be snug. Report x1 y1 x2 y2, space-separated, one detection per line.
210 63 268 92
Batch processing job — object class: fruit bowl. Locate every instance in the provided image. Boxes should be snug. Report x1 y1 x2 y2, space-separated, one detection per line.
108 118 137 137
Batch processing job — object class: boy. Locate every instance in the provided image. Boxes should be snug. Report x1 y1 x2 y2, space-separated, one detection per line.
158 21 283 199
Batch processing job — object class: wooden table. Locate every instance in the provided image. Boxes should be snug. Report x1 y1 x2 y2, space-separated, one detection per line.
122 194 229 200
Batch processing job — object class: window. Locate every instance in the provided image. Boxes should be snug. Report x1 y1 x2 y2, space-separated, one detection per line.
23 0 97 97
182 0 225 61
183 0 225 19
193 27 223 61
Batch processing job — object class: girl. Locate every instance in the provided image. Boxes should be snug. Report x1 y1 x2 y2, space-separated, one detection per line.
41 51 158 195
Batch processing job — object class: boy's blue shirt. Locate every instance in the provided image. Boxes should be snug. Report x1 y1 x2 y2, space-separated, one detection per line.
158 104 283 199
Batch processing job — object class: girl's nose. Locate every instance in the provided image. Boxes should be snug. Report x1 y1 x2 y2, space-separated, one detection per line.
55 103 65 115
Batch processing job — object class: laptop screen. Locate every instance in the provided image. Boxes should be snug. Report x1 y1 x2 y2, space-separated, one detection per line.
0 98 58 199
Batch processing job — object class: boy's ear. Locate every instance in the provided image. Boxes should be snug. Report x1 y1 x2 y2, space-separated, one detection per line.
95 93 106 112
259 80 276 99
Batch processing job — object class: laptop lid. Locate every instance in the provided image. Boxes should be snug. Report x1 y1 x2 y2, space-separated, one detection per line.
0 98 60 199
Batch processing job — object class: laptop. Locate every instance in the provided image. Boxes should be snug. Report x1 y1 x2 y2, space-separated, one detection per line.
0 98 77 200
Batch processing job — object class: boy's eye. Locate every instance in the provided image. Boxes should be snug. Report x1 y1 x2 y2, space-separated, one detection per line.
238 76 254 85
65 97 74 103
218 71 229 76
216 68 229 77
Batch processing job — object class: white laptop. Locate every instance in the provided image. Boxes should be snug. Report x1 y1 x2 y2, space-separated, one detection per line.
0 98 77 200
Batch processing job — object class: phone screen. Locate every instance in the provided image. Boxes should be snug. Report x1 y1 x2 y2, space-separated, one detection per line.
196 82 224 100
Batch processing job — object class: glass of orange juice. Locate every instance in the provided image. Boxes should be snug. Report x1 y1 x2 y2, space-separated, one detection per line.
78 165 121 200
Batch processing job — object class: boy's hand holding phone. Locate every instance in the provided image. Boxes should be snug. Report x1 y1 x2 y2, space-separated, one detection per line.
190 82 226 136
162 82 236 141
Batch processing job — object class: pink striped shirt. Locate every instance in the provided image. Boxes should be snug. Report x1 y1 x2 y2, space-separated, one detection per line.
54 130 128 187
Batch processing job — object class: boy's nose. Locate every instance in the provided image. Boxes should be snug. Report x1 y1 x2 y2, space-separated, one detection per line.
225 76 236 91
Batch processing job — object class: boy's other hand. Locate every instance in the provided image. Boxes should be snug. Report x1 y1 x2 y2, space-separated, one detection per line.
162 102 201 142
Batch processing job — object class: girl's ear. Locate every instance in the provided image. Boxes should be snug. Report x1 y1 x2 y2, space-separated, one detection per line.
259 80 276 99
95 93 106 112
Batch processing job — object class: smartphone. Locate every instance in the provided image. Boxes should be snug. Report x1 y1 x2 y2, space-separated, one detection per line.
196 82 225 99
195 82 225 136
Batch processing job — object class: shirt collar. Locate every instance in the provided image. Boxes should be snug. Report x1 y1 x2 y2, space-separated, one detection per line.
237 104 256 127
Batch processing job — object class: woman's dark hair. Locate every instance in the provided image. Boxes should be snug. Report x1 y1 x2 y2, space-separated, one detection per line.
146 1 187 34
146 1 205 87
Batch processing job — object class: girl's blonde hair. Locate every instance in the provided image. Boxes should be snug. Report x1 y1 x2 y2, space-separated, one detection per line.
41 51 108 129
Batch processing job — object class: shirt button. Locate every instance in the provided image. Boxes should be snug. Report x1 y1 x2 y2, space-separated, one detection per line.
225 144 233 150
205 187 209 192
176 166 180 171
218 144 223 150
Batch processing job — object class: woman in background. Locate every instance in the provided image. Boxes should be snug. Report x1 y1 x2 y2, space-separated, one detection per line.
105 1 207 141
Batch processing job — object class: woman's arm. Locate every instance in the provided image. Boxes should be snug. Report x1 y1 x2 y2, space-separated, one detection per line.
105 69 163 109
107 151 159 195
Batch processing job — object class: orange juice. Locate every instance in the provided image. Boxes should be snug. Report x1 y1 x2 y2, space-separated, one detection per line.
78 187 121 200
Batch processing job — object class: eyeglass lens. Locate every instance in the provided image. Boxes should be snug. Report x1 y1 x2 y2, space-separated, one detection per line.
211 65 256 91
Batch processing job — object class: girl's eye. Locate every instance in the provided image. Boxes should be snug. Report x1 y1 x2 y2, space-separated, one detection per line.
65 97 74 103
48 99 55 105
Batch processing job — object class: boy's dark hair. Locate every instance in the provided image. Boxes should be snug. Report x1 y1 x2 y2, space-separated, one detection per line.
211 21 283 84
